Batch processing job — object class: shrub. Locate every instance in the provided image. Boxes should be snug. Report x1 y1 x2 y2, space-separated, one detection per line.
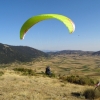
66 75 98 85
83 88 100 99
59 74 67 80
83 89 95 99
36 71 56 78
0 71 4 76
13 68 36 76
59 75 98 86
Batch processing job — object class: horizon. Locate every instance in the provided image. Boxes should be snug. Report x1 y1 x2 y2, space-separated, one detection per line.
1 0 100 51
0 42 99 52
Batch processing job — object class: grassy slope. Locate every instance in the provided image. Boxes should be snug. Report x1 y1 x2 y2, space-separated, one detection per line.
0 55 100 100
0 70 90 100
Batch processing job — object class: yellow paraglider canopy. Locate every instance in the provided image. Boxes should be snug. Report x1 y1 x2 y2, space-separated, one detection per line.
20 14 75 39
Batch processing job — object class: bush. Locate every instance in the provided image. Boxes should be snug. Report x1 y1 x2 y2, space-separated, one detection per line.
83 88 100 99
59 75 98 86
13 68 36 76
36 71 56 78
0 71 4 76
66 75 98 85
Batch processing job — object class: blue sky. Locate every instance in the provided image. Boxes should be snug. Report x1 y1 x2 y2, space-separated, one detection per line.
0 0 100 51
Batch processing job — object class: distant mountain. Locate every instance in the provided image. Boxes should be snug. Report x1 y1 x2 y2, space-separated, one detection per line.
0 43 48 64
42 50 58 53
92 51 100 56
47 50 94 56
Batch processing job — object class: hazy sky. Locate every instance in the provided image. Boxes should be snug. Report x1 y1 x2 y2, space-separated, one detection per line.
1 0 100 51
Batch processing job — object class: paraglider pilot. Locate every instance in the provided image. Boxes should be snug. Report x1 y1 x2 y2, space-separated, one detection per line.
45 66 51 75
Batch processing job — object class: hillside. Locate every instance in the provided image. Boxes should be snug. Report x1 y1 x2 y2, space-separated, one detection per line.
0 49 100 99
0 70 87 100
0 42 100 64
0 43 48 64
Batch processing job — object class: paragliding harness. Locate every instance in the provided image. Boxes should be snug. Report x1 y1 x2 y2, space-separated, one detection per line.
45 66 51 75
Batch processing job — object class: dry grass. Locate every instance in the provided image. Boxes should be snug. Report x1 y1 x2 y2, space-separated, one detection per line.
0 70 88 100
0 54 100 100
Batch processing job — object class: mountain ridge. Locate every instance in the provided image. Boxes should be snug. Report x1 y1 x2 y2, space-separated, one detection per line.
0 43 48 64
0 43 100 64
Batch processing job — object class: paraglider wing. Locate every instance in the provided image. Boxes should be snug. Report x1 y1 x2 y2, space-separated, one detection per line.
20 14 75 39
